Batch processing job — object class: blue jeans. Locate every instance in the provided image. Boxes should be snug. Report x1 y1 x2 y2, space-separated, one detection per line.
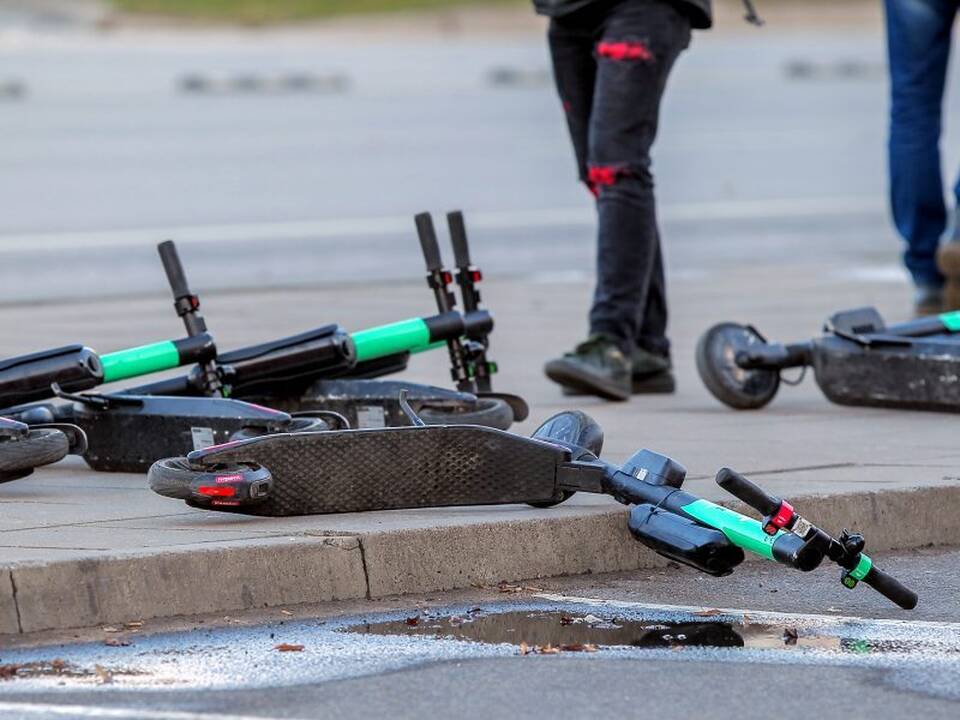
885 0 960 287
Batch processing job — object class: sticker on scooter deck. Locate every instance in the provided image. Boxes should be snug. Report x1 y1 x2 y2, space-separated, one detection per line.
188 425 569 516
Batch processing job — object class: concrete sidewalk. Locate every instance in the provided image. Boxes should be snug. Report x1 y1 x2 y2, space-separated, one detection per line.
2 253 959 636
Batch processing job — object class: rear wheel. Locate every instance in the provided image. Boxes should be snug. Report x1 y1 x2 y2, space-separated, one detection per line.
0 428 70 483
417 397 515 431
148 457 271 504
695 323 780 410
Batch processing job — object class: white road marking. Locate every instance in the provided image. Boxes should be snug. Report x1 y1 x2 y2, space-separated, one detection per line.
0 702 289 720
532 593 957 631
0 196 883 254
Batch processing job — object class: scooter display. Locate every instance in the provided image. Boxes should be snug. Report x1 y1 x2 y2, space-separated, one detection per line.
696 306 960 412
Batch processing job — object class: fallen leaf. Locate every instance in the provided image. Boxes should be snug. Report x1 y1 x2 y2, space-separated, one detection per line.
694 609 723 617
101 626 121 633
280 610 294 616
50 659 66 672
519 641 531 656
274 643 304 652
94 665 113 684
0 664 19 680
537 644 561 655
559 616 574 626
559 643 598 653
124 621 143 629
104 639 131 647
405 617 420 627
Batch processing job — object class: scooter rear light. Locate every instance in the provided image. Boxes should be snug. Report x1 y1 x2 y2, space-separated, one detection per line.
198 485 237 498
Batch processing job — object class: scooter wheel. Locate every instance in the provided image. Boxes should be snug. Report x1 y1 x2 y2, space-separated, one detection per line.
417 397 515 431
0 428 70 482
148 457 272 506
525 410 604 508
696 323 780 410
229 415 330 442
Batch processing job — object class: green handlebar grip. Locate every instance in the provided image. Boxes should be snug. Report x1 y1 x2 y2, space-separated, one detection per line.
351 318 432 362
101 340 181 383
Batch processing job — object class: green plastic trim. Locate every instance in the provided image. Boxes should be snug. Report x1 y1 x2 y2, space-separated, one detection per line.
351 318 431 362
940 310 960 332
683 499 780 559
101 340 180 383
849 554 872 581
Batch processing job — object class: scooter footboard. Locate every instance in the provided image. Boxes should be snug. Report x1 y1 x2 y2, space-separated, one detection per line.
813 335 960 411
187 425 569 516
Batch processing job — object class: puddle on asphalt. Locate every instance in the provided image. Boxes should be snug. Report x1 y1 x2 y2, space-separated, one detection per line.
347 610 929 655
0 660 143 683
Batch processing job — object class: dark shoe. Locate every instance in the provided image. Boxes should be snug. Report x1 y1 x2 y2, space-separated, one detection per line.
937 242 960 311
630 346 676 393
562 345 675 396
544 335 630 401
913 282 943 317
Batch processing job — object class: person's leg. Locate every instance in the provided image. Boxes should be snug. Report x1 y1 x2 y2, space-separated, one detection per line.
547 9 600 192
884 0 956 306
544 7 636 401
587 1 690 354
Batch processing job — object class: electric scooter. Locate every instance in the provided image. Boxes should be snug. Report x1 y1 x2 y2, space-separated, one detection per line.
124 211 527 430
697 306 960 412
148 406 917 610
0 315 336 474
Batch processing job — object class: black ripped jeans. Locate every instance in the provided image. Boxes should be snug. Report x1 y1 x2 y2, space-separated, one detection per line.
548 0 691 357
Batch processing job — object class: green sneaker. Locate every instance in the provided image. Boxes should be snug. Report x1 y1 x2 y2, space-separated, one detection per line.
561 345 675 396
544 334 631 401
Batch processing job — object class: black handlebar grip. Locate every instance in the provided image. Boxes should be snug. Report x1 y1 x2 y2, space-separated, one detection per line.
447 211 471 267
414 213 443 271
715 467 782 517
158 240 191 299
864 566 918 610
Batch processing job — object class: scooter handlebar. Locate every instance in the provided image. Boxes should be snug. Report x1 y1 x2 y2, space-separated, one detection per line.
447 210 471 267
863 564 918 610
715 467 781 517
414 213 443 272
158 240 191 299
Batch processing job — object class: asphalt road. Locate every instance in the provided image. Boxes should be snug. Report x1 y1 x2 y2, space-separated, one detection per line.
2 20 957 303
0 546 958 719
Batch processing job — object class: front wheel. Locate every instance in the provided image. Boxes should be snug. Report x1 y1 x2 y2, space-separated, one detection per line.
0 428 70 483
417 397 515 431
695 323 780 410
526 410 604 508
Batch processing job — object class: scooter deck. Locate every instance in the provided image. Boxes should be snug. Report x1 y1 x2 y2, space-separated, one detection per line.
185 425 570 516
813 335 960 412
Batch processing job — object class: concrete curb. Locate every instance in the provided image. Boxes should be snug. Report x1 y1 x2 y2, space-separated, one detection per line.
1 485 957 636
